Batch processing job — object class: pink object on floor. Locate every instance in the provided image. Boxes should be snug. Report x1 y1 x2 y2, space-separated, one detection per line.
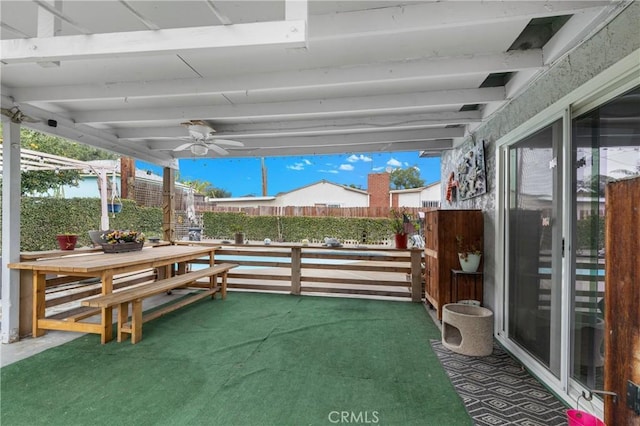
566 409 606 426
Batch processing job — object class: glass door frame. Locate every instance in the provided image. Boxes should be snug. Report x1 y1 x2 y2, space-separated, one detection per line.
494 52 639 413
495 110 572 402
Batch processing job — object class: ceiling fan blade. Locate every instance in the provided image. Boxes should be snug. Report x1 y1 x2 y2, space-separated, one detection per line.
213 139 244 147
207 143 229 156
173 142 195 151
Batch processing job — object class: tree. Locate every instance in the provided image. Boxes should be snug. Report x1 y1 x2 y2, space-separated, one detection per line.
206 187 232 198
181 179 231 198
0 127 118 195
390 166 424 189
19 129 117 161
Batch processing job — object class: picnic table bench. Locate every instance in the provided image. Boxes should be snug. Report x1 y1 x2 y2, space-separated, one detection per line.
82 263 237 344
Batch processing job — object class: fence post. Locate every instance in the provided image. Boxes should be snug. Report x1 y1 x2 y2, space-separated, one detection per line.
410 248 423 302
291 246 301 295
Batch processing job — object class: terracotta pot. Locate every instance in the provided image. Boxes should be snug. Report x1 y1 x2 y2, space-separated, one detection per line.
394 233 408 249
56 234 78 251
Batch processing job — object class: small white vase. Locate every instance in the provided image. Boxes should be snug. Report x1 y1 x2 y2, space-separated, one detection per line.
458 253 481 272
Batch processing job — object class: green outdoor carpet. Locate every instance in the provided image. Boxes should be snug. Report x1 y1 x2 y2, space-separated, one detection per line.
1 293 471 426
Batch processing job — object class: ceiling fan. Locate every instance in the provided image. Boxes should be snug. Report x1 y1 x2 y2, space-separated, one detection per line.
173 120 244 156
1 106 41 124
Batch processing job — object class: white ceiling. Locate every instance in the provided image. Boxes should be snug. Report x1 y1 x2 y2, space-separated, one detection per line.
0 0 629 168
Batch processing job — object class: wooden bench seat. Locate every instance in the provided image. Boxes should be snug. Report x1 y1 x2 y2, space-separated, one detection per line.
82 263 237 344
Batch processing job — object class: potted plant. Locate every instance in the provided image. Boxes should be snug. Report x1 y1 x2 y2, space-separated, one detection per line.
231 224 245 245
390 208 410 249
101 230 146 253
456 235 482 272
56 233 78 251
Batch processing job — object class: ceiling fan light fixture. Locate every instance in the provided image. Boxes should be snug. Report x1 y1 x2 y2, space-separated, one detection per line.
187 124 214 140
190 144 208 156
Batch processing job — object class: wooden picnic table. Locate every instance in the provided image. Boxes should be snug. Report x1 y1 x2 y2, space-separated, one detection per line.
8 244 217 344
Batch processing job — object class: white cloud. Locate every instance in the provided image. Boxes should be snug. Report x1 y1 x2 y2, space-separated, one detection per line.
287 162 305 171
387 158 402 167
339 164 354 171
286 158 313 171
372 166 385 171
347 154 373 163
319 169 339 174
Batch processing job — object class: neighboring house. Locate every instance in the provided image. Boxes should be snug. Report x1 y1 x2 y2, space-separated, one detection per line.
205 196 276 208
391 181 441 208
207 180 367 207
274 180 369 207
207 175 440 208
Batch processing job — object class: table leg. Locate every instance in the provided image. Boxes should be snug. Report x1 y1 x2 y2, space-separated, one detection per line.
221 272 228 299
101 271 114 344
131 300 143 344
32 272 46 337
117 302 129 342
209 249 215 292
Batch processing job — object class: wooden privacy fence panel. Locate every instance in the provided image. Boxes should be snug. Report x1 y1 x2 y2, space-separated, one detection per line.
194 205 425 218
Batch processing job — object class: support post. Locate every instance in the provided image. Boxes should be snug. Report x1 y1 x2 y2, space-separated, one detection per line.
410 248 423 302
120 156 135 200
1 119 22 343
163 167 175 242
291 247 301 295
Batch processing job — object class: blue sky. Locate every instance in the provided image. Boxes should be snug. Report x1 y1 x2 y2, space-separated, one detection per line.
137 151 440 197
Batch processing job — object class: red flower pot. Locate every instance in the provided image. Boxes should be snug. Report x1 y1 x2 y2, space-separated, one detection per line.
394 233 408 249
56 234 78 251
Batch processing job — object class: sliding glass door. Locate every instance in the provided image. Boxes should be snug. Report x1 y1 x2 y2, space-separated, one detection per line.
571 86 640 390
507 119 563 377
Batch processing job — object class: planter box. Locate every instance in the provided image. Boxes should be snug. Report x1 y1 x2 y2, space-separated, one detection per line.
101 241 144 253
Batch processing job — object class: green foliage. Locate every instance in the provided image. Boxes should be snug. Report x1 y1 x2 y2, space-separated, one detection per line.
18 128 117 161
6 198 400 251
0 127 118 195
21 169 80 196
390 166 424 189
202 212 394 243
206 187 232 198
19 198 162 251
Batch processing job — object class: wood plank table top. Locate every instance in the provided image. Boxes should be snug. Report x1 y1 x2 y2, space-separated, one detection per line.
8 245 218 274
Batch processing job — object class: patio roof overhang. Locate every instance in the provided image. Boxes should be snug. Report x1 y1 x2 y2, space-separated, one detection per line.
0 1 629 165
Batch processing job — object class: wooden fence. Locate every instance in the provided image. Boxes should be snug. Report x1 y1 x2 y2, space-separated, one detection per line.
193 205 426 218
176 241 424 301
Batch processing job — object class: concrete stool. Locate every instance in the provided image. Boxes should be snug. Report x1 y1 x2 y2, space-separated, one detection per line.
442 303 494 356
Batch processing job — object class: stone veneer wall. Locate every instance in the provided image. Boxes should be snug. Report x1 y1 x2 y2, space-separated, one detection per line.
440 2 640 312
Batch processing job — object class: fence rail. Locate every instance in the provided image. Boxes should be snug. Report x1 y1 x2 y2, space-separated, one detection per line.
176 241 424 301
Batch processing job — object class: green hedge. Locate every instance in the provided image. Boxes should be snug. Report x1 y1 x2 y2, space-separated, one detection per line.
19 198 162 251
2 198 397 251
201 213 392 243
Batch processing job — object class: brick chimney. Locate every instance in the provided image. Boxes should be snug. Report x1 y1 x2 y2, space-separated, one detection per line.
368 173 390 207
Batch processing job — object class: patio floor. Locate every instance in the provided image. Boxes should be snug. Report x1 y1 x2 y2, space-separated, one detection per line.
0 292 472 425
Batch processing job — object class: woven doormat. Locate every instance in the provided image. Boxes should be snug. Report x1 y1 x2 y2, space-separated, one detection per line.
430 340 569 425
